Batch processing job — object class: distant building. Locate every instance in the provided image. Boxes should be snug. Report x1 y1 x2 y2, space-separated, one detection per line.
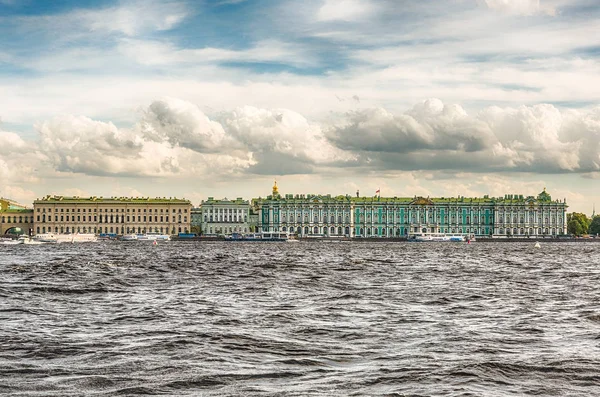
255 184 568 238
200 197 250 235
0 198 33 235
191 207 202 234
33 195 192 235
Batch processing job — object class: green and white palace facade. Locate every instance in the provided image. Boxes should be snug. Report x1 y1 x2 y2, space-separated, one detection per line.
255 184 567 238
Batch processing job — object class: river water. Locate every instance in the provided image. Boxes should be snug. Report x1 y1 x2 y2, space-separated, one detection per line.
1 241 599 396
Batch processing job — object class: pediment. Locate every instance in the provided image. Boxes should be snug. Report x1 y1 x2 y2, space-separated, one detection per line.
410 197 434 205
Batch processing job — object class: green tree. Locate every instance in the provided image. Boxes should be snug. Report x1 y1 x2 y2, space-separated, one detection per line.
567 212 591 236
589 216 600 235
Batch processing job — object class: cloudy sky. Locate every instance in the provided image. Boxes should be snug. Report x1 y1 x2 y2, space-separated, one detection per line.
1 0 599 212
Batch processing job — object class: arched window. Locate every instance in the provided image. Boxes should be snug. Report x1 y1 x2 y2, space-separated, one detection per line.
313 226 318 234
330 226 334 234
337 227 342 235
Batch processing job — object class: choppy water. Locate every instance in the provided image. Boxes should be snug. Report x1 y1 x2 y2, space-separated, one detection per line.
1 241 600 396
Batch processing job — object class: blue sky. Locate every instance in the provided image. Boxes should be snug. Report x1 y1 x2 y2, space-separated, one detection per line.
0 0 599 212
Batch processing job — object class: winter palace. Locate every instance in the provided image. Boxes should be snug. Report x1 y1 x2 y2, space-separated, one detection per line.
255 183 568 238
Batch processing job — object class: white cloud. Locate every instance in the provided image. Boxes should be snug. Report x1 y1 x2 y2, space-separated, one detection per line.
326 99 600 174
0 130 27 155
481 0 556 16
317 0 379 21
66 0 188 37
0 185 36 206
117 38 315 68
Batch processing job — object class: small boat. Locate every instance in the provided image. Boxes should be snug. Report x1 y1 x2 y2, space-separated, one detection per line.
136 233 171 241
119 234 138 241
19 236 43 245
534 242 541 248
223 231 296 242
0 238 22 245
33 233 97 243
260 231 296 242
411 233 475 242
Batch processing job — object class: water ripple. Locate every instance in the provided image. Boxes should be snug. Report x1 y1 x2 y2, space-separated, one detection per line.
1 241 600 396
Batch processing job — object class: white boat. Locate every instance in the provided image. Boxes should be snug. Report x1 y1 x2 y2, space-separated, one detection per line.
411 233 474 242
119 234 138 241
0 238 22 245
259 231 296 242
19 236 43 245
33 233 58 243
136 233 171 241
33 233 97 243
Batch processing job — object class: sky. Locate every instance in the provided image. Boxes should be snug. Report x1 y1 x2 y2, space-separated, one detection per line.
0 0 599 212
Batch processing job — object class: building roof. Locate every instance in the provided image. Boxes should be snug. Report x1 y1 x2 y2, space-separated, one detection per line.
201 197 249 205
0 197 31 211
254 192 566 206
0 208 33 214
34 195 191 204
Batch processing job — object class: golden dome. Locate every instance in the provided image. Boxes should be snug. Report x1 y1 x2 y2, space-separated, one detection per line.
272 180 279 196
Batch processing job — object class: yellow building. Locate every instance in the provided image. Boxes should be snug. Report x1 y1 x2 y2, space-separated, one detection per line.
33 196 192 236
0 197 34 235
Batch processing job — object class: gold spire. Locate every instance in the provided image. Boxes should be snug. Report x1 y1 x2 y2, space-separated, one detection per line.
272 180 279 196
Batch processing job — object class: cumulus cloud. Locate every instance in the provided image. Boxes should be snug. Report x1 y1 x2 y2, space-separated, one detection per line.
139 98 233 153
0 130 27 155
30 98 352 178
326 99 600 174
326 99 495 154
5 97 600 183
34 110 253 178
218 106 354 174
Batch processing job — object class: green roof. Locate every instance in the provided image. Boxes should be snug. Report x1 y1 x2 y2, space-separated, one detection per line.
255 192 566 206
201 197 249 205
0 208 34 214
34 195 191 204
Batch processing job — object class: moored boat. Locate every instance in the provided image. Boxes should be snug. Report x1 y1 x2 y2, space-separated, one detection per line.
19 236 43 245
136 233 171 241
411 233 475 242
0 237 22 245
33 233 97 243
119 234 138 241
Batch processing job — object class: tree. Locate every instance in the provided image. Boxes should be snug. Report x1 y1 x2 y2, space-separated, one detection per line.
589 216 600 235
567 212 591 236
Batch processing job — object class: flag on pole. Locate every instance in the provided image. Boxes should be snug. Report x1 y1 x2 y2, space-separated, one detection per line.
375 188 380 194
